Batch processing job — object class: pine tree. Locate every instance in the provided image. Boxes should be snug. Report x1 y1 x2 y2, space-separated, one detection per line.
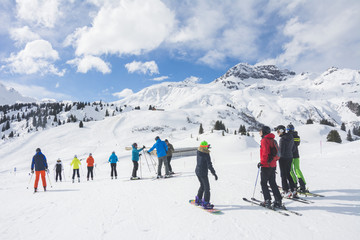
326 130 342 143
79 121 84 128
199 123 204 135
105 109 109 117
346 130 353 141
306 119 314 124
8 131 14 138
341 123 346 131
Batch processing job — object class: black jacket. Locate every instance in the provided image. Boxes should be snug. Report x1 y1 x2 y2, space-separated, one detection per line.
279 132 294 159
289 130 300 158
195 147 216 177
31 152 48 171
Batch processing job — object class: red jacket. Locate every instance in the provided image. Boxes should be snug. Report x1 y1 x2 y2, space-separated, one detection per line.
87 156 94 167
260 133 277 168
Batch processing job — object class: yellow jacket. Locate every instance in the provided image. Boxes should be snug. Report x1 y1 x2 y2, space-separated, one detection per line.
71 157 81 169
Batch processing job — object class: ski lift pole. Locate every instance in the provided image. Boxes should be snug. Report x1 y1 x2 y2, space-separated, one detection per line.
26 172 34 189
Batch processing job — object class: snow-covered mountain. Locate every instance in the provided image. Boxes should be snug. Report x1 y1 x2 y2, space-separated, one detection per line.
0 82 36 105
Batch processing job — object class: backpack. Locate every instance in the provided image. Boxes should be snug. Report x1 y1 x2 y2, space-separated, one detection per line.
268 139 280 163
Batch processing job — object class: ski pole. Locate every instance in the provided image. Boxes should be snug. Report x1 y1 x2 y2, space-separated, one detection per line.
142 150 151 172
62 169 66 182
139 156 143 178
148 153 157 173
46 170 53 188
252 167 260 199
26 172 34 189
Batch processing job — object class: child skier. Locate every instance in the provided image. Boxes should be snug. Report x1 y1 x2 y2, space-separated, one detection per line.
31 148 48 192
71 155 81 183
258 126 283 208
131 143 145 180
194 141 218 209
53 158 63 182
108 151 118 179
86 153 95 181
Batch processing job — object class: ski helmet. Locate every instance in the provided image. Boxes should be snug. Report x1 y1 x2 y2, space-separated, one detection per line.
261 126 271 136
287 124 295 131
36 148 41 153
89 153 92 156
155 136 160 141
164 139 169 143
132 143 137 147
74 154 77 158
275 125 286 134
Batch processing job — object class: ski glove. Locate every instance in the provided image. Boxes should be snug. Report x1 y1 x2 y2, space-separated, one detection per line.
143 145 146 148
257 162 262 168
31 170 34 174
213 173 218 181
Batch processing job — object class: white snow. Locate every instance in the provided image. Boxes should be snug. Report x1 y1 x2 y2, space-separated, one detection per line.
1 110 359 240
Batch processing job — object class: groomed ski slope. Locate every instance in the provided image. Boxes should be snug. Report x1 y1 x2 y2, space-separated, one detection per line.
0 113 359 240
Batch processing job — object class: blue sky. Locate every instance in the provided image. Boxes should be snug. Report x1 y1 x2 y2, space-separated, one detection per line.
0 0 359 102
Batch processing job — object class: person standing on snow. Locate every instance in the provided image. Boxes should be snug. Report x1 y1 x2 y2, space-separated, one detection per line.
53 158 63 182
287 124 308 193
194 141 218 209
131 143 145 180
71 155 81 183
109 151 118 179
31 148 48 192
258 126 283 208
147 136 170 178
86 153 95 181
165 139 175 174
275 125 296 198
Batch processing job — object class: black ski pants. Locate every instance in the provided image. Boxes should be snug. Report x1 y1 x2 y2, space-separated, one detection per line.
87 166 94 179
167 155 173 172
110 163 117 177
132 161 139 177
279 157 296 192
55 169 62 181
197 175 211 203
72 169 80 179
260 167 282 202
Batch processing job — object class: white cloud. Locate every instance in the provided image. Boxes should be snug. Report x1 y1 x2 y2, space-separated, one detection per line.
151 76 169 81
66 0 175 56
112 88 133 99
183 76 201 84
55 82 60 88
67 55 111 74
125 61 159 75
4 39 65 76
9 26 40 46
16 0 61 28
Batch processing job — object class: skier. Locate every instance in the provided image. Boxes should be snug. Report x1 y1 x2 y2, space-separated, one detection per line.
71 155 81 183
287 124 308 193
275 125 296 198
165 139 175 174
147 136 170 178
31 148 48 192
86 153 94 181
131 143 145 180
108 151 118 179
258 126 283 208
194 141 218 209
53 158 63 182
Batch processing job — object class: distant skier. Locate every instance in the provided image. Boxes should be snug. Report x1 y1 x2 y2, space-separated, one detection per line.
194 141 218 209
275 125 296 198
287 124 308 193
131 143 145 180
71 155 81 183
109 151 118 179
53 158 63 182
31 148 48 192
86 153 95 181
147 136 170 178
165 139 175 174
258 126 283 208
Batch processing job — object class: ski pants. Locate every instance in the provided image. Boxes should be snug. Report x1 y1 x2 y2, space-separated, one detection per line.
34 170 46 189
87 166 94 179
55 169 62 181
110 163 117 177
260 167 282 202
132 161 139 177
167 155 173 172
290 158 306 187
157 156 170 176
279 157 296 192
197 175 211 202
72 169 80 179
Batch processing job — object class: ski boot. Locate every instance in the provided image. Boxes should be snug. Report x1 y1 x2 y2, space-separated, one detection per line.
87 178 89 181
156 175 162 179
72 179 74 183
282 191 292 198
202 201 214 209
34 188 37 193
272 200 285 209
194 196 202 206
170 171 175 175
164 174 171 178
78 178 80 183
260 199 272 208
131 176 140 180
44 186 46 192
292 190 298 198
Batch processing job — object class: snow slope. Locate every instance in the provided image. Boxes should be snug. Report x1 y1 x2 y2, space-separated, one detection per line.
0 109 359 240
0 82 35 105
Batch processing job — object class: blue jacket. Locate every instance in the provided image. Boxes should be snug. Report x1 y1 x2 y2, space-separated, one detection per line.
108 153 118 163
148 139 168 158
132 146 145 161
31 152 48 171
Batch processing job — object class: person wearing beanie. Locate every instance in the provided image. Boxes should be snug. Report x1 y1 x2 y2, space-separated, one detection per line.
147 136 170 178
31 148 48 192
108 151 118 179
194 141 218 209
165 139 175 174
258 126 283 208
130 143 146 180
86 153 95 181
71 155 81 183
53 158 63 182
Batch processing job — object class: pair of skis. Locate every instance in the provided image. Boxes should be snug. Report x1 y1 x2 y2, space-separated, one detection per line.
243 198 302 216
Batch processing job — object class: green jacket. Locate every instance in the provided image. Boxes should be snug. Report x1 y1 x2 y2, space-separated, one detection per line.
71 157 81 169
